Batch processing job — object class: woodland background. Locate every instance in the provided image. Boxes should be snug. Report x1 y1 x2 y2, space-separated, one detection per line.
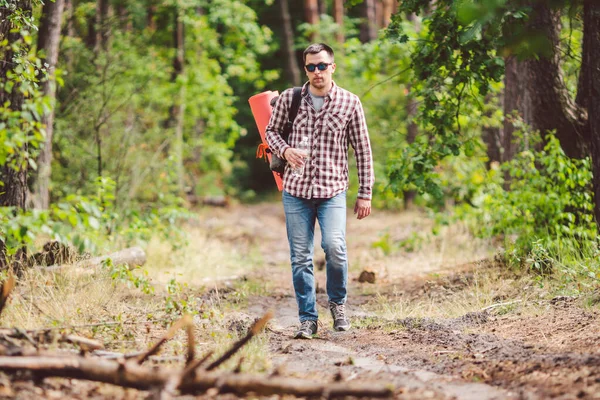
1 0 600 290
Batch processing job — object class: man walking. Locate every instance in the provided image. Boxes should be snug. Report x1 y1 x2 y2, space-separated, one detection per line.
266 43 374 339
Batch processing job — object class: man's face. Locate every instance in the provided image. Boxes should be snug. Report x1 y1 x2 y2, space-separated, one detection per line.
305 51 335 91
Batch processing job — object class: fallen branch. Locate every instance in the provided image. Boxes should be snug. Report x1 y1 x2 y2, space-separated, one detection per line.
481 300 522 312
40 247 146 273
0 356 393 397
205 311 273 371
137 315 192 365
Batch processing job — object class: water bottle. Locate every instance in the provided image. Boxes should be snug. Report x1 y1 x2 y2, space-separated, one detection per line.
291 135 310 177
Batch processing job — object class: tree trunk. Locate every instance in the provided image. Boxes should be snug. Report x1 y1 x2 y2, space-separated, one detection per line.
403 86 418 209
359 0 377 43
333 0 344 44
503 56 533 160
584 1 600 226
147 1 157 31
382 0 394 28
95 0 110 55
482 94 502 166
524 3 589 159
317 0 326 16
304 0 319 42
279 0 301 86
31 0 65 210
165 6 186 194
117 3 132 31
0 0 32 271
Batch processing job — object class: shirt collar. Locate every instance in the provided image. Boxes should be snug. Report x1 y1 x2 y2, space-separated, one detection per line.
301 81 337 101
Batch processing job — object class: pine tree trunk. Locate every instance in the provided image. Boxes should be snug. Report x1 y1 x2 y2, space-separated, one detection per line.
382 0 394 28
0 0 32 271
171 6 185 194
359 0 377 43
523 3 589 158
304 0 319 42
279 0 301 86
31 0 65 210
503 56 532 161
95 0 110 55
584 1 600 227
333 0 344 44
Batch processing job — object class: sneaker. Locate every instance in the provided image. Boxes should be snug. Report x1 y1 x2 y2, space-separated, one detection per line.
294 320 318 339
329 301 350 331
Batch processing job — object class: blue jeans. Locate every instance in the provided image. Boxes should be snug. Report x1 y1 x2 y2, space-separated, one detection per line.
282 190 348 322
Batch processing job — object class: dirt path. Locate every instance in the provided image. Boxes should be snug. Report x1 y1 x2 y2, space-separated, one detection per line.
203 202 600 400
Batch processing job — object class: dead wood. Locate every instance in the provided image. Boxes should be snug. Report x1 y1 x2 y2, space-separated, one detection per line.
205 311 273 371
40 246 146 273
137 315 192 365
61 334 104 352
0 356 393 397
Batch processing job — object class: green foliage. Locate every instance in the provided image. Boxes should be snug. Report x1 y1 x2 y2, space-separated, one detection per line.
449 125 596 281
0 16 47 179
0 177 191 262
104 258 154 295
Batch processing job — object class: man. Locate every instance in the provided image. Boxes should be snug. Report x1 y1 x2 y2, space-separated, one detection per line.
265 43 374 339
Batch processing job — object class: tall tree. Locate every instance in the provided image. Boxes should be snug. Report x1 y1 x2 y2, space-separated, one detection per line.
32 0 66 209
304 0 319 42
0 0 33 270
522 3 589 159
359 0 377 43
333 0 344 44
279 0 301 85
390 0 600 226
95 0 110 55
382 0 394 28
585 1 600 225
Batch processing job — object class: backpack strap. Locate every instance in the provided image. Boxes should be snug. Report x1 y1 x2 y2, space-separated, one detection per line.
281 87 302 142
288 86 302 123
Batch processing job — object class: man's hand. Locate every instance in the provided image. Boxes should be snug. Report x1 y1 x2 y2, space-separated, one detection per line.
283 148 308 169
354 198 371 220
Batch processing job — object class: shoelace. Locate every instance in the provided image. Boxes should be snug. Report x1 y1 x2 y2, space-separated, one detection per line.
300 320 315 330
330 303 346 320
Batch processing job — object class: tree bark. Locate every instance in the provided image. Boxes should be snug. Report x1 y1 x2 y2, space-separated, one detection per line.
32 0 65 210
382 0 394 28
95 0 110 55
333 0 344 44
584 1 600 226
524 3 589 158
359 0 377 43
404 86 418 209
0 356 393 398
317 0 326 16
503 56 533 160
0 0 32 271
279 0 301 86
304 0 319 42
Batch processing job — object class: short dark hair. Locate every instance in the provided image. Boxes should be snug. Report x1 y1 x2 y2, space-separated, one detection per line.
303 43 334 64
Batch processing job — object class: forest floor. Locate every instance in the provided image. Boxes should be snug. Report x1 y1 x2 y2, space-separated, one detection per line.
3 201 600 399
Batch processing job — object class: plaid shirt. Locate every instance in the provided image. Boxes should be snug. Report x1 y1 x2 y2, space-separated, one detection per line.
266 82 374 200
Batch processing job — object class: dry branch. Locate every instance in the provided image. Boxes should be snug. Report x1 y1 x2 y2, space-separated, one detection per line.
41 246 146 273
205 311 273 371
0 356 393 398
137 315 192 365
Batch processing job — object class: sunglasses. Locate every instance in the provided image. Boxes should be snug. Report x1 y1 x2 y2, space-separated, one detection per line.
305 62 332 72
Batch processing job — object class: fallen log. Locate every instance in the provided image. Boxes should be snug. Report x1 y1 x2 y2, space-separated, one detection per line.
0 356 393 398
41 246 146 273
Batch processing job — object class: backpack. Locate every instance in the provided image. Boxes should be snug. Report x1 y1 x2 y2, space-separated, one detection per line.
269 87 302 176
